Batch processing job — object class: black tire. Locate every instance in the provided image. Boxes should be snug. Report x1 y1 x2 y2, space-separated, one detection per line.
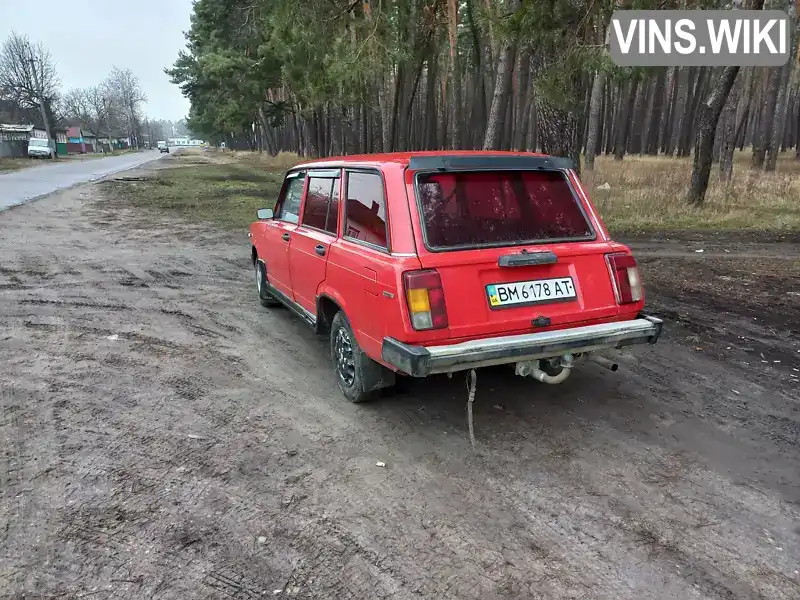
255 259 280 307
330 311 391 403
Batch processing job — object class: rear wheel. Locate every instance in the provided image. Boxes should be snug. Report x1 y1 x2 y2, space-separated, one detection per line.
330 312 392 403
255 260 280 307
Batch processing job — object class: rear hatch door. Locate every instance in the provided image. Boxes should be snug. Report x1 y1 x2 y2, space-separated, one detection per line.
412 167 620 339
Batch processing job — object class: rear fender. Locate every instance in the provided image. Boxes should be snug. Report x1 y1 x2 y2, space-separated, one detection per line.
315 286 384 364
315 287 349 334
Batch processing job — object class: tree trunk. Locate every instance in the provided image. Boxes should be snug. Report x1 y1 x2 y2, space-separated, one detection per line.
584 69 605 169
719 73 743 182
603 81 615 154
483 0 497 110
752 67 781 168
765 0 797 170
614 77 638 160
424 57 438 150
596 85 606 157
687 66 741 205
584 24 609 169
465 0 487 146
482 35 518 150
388 66 405 152
517 75 535 151
377 74 390 152
447 0 462 149
662 67 680 155
795 89 800 158
735 70 757 151
527 97 538 151
646 68 666 154
630 77 648 155
678 67 709 157
513 51 532 150
405 52 428 150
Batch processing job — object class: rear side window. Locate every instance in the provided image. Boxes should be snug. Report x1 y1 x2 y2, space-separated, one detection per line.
416 171 592 250
344 171 388 249
302 176 340 235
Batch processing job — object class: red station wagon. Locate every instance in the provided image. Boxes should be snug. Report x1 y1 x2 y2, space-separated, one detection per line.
249 152 662 403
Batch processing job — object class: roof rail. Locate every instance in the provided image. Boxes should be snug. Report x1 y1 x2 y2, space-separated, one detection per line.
408 154 575 172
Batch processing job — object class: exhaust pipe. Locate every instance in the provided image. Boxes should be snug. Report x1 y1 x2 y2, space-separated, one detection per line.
516 354 574 385
589 354 618 372
530 365 572 384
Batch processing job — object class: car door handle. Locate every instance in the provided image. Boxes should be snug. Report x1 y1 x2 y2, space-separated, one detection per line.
314 245 326 257
282 232 291 241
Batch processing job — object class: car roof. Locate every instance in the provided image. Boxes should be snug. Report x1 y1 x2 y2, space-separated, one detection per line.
291 150 555 171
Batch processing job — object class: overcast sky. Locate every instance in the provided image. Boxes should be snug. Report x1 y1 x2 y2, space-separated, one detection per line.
0 0 194 121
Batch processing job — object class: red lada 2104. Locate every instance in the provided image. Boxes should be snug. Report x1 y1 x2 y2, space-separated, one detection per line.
249 152 662 403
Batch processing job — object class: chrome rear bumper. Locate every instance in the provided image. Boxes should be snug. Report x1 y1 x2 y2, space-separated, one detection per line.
381 315 662 377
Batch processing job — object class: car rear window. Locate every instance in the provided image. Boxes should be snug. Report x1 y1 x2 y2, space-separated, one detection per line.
415 170 593 250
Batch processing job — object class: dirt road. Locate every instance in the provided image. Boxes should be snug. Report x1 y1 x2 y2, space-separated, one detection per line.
1 168 798 599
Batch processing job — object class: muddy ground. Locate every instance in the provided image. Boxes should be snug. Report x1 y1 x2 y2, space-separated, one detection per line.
1 163 798 600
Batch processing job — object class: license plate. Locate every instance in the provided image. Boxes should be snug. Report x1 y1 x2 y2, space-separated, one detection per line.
486 277 576 309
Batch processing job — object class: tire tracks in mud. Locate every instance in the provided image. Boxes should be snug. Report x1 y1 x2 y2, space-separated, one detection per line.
1 180 799 599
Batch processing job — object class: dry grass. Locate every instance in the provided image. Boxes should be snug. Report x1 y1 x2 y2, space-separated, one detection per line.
100 148 298 230
103 146 800 236
168 148 301 170
585 151 800 234
0 157 37 173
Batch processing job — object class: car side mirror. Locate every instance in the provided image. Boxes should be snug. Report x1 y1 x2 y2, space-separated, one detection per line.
257 208 274 220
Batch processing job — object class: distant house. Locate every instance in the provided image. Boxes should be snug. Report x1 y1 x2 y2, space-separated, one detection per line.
66 126 96 154
82 130 97 153
96 135 129 152
66 126 84 153
54 129 68 155
0 123 33 158
0 124 68 157
169 137 204 147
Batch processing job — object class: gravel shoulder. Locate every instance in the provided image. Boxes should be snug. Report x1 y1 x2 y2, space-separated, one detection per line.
1 166 798 600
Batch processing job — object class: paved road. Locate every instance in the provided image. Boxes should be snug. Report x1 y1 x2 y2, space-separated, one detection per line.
0 149 164 211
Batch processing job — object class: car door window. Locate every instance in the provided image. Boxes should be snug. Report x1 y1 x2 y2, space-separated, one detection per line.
326 177 340 235
276 175 305 224
301 176 341 235
344 171 388 249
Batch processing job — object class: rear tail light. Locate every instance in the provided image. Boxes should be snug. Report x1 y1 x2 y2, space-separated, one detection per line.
606 252 643 304
403 269 448 330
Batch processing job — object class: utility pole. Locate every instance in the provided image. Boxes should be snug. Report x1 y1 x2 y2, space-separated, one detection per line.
28 55 56 159
103 96 115 154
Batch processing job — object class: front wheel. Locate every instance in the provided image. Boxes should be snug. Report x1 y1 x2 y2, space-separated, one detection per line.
330 312 393 403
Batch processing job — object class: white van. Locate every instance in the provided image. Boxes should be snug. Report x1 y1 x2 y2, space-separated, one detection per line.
27 138 54 159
